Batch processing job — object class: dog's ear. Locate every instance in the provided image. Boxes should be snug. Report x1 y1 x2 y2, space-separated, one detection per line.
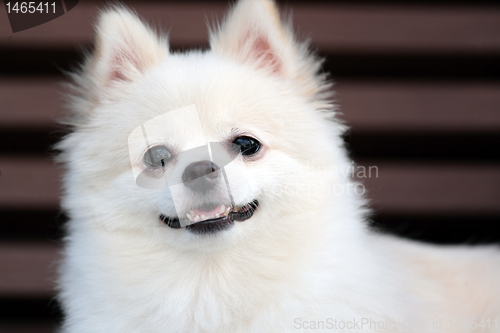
210 0 323 96
86 7 168 93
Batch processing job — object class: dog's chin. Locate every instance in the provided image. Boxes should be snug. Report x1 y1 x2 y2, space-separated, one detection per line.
160 200 259 235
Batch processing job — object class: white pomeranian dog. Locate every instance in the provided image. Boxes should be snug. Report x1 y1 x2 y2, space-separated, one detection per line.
56 0 500 332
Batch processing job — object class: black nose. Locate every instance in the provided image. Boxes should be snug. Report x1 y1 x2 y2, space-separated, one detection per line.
182 160 221 192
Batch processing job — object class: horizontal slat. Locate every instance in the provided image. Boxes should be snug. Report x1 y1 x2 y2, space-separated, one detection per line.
0 242 59 296
0 78 62 128
337 81 500 132
1 158 499 214
295 5 500 54
0 324 56 333
362 162 500 215
0 3 499 53
2 78 500 131
0 158 60 209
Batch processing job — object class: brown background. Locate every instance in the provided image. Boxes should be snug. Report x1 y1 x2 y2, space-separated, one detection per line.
0 0 499 331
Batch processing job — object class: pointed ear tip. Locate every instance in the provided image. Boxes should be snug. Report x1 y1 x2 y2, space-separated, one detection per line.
238 0 277 6
95 6 144 32
229 0 281 30
248 0 280 12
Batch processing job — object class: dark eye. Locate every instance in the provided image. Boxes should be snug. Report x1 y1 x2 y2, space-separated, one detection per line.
144 146 172 168
233 136 261 156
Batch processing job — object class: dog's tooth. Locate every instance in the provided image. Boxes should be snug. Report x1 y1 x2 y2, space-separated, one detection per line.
215 213 220 218
186 213 192 220
194 215 200 222
232 206 238 213
219 205 226 214
223 210 229 216
201 215 206 220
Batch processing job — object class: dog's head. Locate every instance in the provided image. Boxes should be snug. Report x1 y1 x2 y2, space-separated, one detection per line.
60 0 350 251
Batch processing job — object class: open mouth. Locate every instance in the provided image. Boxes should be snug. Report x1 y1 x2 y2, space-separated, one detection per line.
160 200 259 234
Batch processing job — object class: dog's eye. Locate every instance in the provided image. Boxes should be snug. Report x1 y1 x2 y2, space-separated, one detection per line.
233 136 261 156
144 146 172 168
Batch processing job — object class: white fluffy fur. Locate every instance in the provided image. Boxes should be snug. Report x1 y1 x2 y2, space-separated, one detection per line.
57 1 500 332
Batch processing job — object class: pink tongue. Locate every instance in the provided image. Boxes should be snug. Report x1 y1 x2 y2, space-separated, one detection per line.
192 204 224 216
